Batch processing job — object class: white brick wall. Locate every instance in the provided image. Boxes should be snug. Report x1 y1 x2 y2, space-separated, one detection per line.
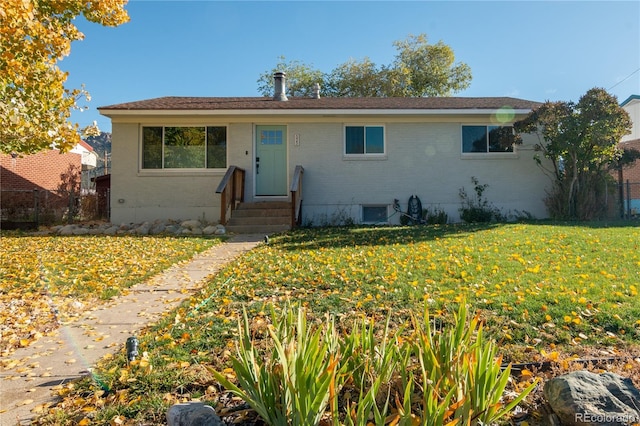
110 116 551 225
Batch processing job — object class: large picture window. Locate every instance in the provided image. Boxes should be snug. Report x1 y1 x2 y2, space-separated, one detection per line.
142 126 227 169
462 125 514 153
345 125 385 155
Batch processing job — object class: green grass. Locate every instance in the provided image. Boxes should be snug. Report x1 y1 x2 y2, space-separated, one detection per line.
33 222 640 424
213 223 640 348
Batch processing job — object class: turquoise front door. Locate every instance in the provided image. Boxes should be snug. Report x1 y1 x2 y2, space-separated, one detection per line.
255 125 287 196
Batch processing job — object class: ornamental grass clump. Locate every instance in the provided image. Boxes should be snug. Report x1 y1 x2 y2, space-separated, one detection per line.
211 305 342 426
213 302 538 426
410 302 538 425
336 315 399 425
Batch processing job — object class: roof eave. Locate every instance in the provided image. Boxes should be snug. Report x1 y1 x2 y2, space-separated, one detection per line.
98 108 534 117
620 94 640 107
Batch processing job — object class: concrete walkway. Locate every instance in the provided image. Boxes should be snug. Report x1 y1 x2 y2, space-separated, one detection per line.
0 234 264 425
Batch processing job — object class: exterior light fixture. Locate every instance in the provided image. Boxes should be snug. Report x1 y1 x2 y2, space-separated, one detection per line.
126 336 139 362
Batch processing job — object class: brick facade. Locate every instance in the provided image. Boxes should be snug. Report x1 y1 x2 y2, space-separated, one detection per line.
620 139 640 183
619 96 640 206
0 150 82 191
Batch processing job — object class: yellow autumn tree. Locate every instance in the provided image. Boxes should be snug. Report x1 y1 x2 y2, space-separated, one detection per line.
0 0 129 154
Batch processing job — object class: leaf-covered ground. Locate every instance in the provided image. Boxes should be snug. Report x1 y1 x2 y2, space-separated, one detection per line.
30 223 640 425
0 235 218 356
213 223 640 349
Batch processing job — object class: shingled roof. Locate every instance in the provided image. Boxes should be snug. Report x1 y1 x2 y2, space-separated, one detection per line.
99 96 540 112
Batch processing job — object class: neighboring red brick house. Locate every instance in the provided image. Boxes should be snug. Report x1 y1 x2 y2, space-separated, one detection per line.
1 141 97 191
1 149 83 192
1 143 98 224
619 95 640 216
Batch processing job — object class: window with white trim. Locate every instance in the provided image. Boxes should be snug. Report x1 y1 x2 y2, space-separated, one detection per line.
462 125 515 153
345 125 385 155
142 126 227 169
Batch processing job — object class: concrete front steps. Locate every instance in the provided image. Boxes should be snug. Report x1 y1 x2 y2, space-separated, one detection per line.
225 201 292 234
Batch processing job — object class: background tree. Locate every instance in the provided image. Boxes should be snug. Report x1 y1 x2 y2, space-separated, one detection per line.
257 56 324 97
514 88 632 220
387 34 472 97
258 33 471 98
0 0 129 155
324 57 389 97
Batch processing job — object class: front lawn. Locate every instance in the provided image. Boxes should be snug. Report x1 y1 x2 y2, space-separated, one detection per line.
32 223 640 424
0 235 218 356
214 223 640 349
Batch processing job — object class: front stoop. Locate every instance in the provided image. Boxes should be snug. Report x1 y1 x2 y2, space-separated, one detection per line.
225 202 292 234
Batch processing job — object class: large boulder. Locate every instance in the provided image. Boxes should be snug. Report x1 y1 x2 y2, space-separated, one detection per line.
166 402 224 426
544 371 640 426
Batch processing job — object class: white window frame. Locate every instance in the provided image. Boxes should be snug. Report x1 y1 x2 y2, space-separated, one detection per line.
343 124 387 160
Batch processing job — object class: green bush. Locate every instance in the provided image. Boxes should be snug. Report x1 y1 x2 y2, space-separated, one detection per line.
423 206 449 225
459 176 502 223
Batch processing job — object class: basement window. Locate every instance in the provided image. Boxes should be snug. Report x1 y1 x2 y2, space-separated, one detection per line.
362 205 388 224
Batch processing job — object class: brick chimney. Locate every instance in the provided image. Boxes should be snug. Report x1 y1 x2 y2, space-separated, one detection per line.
273 72 288 101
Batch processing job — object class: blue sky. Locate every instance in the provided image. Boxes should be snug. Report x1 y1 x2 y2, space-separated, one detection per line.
62 1 640 133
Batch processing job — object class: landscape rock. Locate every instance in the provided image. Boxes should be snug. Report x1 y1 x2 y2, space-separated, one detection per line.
165 224 181 234
202 225 218 235
103 226 118 235
73 227 90 235
181 219 201 230
134 222 151 235
58 224 77 235
150 223 166 235
166 402 224 426
544 370 640 426
31 219 226 237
